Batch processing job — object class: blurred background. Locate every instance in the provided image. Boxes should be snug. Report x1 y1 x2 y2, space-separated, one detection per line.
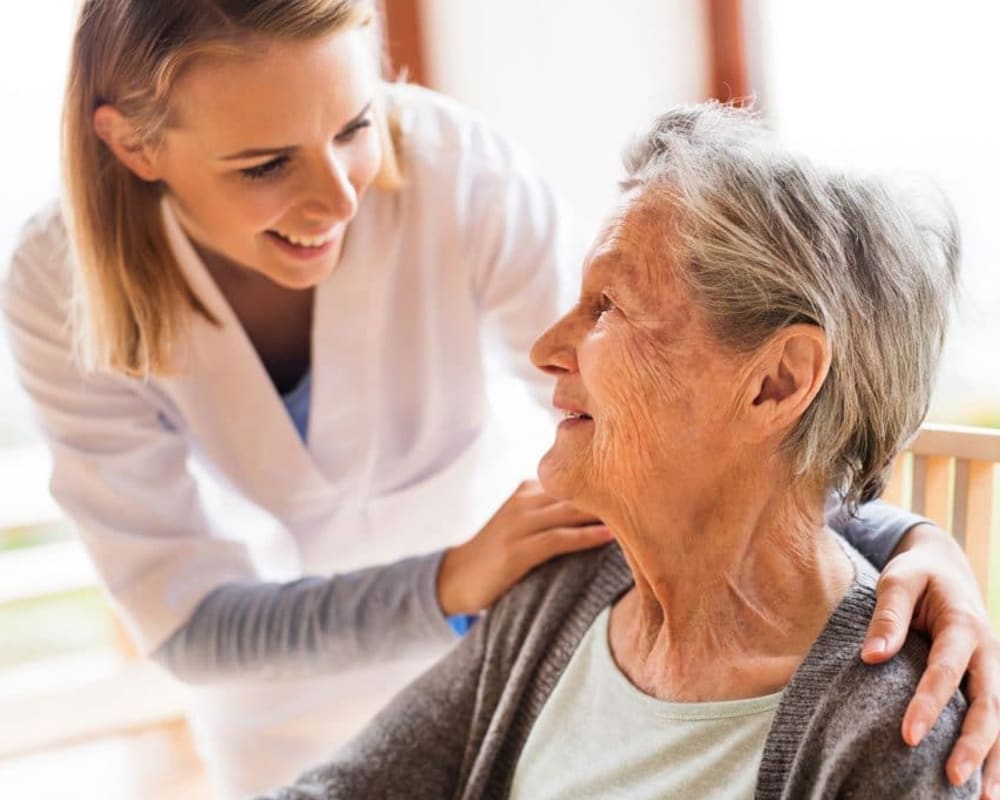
0 1 997 796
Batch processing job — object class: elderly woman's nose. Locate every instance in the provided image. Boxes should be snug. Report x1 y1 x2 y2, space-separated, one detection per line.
531 315 577 375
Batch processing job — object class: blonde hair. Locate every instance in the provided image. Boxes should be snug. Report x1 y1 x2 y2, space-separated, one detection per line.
63 0 402 376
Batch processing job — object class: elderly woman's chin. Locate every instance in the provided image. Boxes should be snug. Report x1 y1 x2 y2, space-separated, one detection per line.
536 436 592 507
536 447 568 499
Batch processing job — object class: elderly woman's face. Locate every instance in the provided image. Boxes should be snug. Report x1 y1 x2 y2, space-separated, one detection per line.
531 193 745 512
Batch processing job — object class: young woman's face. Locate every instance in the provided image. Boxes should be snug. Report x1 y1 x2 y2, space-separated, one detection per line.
154 29 382 289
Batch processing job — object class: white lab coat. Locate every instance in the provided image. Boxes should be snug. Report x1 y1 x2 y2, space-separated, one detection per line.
2 85 580 796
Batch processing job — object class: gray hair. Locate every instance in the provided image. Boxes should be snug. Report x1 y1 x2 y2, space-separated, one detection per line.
622 102 959 508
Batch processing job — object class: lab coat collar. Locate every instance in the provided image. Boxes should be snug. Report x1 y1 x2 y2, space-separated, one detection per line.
159 197 334 515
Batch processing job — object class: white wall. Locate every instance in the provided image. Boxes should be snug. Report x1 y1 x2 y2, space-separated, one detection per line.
421 0 711 238
0 3 76 444
0 3 75 264
417 0 713 474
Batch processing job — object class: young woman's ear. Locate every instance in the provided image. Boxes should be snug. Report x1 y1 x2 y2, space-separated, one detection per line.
93 105 162 182
746 324 831 439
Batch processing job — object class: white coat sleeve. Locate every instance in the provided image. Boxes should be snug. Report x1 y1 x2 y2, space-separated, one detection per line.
2 210 458 678
465 136 585 410
1 211 259 655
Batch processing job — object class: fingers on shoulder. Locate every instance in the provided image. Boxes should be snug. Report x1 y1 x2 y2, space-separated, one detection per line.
509 524 611 575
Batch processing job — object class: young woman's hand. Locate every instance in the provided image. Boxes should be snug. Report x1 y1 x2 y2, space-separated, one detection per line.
437 480 612 616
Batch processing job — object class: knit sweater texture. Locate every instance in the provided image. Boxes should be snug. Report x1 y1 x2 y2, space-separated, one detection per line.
263 541 979 799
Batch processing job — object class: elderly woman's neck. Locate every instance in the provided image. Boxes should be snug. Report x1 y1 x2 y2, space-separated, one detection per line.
606 483 854 703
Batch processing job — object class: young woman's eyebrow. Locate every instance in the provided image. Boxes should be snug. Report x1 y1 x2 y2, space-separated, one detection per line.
218 100 373 161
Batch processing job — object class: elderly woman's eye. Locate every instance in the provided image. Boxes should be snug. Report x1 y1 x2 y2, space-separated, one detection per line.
597 293 617 317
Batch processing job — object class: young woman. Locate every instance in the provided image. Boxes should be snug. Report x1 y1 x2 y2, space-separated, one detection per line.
3 1 999 797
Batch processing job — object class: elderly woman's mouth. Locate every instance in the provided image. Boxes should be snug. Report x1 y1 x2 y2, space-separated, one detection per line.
554 394 592 421
560 410 593 428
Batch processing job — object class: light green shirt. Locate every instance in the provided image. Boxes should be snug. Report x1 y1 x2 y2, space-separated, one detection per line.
509 606 783 799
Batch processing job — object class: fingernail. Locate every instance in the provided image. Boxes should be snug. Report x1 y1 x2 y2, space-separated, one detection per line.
953 760 972 784
909 721 927 745
862 636 887 658
986 780 1000 799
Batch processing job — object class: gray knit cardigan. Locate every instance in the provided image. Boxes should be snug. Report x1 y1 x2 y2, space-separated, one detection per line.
263 542 979 799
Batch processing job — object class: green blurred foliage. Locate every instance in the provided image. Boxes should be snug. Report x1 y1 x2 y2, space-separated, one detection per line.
0 522 109 667
0 588 115 667
0 520 74 552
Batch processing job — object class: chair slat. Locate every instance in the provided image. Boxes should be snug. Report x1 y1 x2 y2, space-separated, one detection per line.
911 454 927 516
882 453 907 508
952 459 970 547
922 455 952 533
964 460 994 597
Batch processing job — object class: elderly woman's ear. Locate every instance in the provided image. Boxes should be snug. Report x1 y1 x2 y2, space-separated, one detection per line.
745 324 831 438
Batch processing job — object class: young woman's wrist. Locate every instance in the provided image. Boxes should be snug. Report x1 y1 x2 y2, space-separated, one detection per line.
436 542 475 617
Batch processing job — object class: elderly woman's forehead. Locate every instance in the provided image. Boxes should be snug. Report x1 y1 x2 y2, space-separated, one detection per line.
587 194 677 273
611 190 671 231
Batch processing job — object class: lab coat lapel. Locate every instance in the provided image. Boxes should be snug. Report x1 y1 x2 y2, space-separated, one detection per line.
309 187 396 497
159 199 331 516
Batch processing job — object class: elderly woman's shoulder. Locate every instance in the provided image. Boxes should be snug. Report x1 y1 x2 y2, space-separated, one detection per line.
827 636 972 794
499 541 630 608
771 571 978 797
483 542 631 652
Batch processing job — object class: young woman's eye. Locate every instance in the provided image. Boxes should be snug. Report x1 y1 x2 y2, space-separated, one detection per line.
239 156 290 181
335 116 372 143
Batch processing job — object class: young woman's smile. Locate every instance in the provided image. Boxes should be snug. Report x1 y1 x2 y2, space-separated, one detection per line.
152 29 383 289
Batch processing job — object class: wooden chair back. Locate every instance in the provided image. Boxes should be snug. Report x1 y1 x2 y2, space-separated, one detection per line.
881 424 1000 619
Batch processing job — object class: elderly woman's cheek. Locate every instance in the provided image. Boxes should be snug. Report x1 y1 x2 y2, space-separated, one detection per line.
591 343 680 497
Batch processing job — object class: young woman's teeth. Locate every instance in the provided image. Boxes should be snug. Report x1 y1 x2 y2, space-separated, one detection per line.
275 230 335 248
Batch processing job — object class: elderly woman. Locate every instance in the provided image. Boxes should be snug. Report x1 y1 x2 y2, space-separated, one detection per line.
264 104 977 798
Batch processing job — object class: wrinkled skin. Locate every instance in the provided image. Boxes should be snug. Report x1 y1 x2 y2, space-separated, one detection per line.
531 189 1000 794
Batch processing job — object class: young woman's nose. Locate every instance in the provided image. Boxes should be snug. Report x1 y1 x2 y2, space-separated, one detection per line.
302 149 358 222
531 312 579 376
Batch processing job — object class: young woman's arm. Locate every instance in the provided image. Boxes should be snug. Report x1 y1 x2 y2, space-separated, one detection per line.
827 497 924 568
4 207 608 682
2 209 257 654
157 478 609 682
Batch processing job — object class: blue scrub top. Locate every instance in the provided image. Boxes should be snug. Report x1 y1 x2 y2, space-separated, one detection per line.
282 370 312 442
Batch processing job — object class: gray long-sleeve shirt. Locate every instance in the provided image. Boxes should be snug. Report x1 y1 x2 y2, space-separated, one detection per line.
154 499 923 683
260 539 976 799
